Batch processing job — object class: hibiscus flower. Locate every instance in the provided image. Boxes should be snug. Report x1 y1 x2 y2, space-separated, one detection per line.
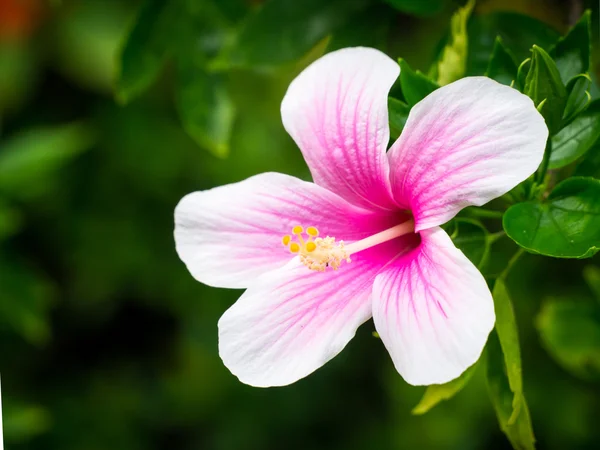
175 47 547 387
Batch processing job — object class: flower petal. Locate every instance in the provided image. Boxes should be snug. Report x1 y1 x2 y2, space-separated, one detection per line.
218 255 386 387
175 172 396 289
372 227 495 385
281 47 399 211
388 77 548 231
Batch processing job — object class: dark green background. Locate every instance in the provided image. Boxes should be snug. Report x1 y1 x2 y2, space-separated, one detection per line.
1 0 600 449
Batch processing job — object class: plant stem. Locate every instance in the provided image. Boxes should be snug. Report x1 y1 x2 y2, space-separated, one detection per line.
503 248 525 278
488 231 506 244
534 139 552 190
464 208 504 219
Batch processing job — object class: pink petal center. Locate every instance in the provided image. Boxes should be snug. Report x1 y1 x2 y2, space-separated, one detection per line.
281 211 422 274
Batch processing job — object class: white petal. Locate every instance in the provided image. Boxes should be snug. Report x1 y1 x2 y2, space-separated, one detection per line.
281 47 399 210
388 77 548 231
175 172 393 289
372 227 495 385
218 257 385 387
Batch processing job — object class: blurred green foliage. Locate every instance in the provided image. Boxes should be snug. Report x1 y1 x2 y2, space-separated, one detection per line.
1 0 600 449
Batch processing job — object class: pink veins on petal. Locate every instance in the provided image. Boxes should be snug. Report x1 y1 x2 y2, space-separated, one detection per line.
174 46 549 388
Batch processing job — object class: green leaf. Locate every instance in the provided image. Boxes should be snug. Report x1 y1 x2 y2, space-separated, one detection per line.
574 141 600 178
562 74 592 123
53 1 130 93
447 218 491 269
493 277 524 415
412 361 478 415
487 276 535 449
549 10 591 84
485 36 518 86
116 0 236 102
549 99 600 169
524 45 567 134
467 12 560 76
486 330 536 450
227 0 369 68
388 97 410 140
0 122 96 197
115 0 172 103
430 0 474 85
117 0 237 155
536 298 600 380
175 62 235 158
174 0 234 61
383 0 444 16
503 177 600 258
398 58 439 107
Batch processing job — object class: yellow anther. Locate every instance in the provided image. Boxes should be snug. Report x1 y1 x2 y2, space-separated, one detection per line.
306 226 319 237
281 225 349 271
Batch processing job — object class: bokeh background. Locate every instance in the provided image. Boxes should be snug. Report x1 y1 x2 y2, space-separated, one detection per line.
1 0 600 449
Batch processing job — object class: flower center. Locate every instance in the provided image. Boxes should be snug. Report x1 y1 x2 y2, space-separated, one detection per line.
282 220 415 272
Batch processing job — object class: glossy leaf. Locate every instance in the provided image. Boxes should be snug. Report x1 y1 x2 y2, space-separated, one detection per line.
412 361 479 415
524 45 567 134
228 0 369 67
115 0 172 103
383 0 444 16
486 330 536 450
176 62 235 158
503 177 600 258
398 58 439 106
388 97 410 140
430 0 473 85
485 36 518 86
536 298 600 380
549 10 591 84
467 12 560 76
550 99 600 169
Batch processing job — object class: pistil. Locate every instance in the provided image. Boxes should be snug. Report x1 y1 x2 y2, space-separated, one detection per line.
282 219 415 272
344 220 415 255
